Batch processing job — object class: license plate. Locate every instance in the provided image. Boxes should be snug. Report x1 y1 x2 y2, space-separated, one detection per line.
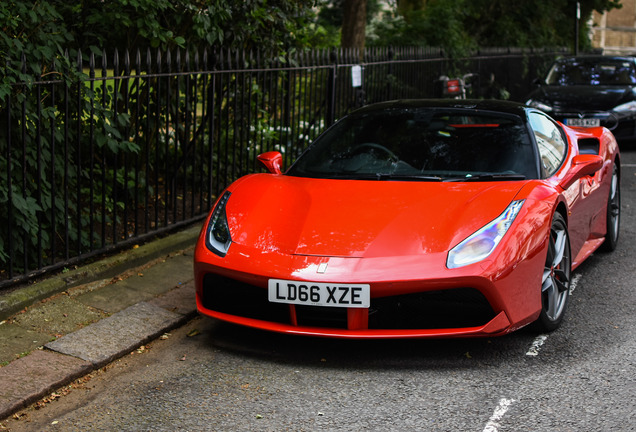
268 279 370 308
566 118 600 127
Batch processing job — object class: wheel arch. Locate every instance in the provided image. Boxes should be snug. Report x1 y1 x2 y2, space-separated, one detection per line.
614 154 621 179
555 201 569 226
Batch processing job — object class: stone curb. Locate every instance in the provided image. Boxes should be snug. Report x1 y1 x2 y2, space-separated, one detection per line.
0 350 92 421
0 285 198 421
0 223 203 421
45 302 188 368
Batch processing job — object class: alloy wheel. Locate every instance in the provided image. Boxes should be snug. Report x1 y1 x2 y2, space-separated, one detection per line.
538 213 571 330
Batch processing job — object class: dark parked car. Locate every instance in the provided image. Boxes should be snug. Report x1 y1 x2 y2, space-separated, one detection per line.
526 55 636 141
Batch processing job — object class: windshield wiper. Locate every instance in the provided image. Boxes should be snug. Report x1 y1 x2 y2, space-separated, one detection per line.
329 173 443 181
376 173 443 181
443 173 526 182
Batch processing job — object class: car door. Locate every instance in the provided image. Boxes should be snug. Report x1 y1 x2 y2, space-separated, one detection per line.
528 111 594 257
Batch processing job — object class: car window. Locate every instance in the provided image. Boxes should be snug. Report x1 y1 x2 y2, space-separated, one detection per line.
546 59 636 86
528 112 567 177
288 108 538 181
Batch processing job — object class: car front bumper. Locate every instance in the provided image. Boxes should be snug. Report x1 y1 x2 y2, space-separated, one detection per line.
194 241 544 339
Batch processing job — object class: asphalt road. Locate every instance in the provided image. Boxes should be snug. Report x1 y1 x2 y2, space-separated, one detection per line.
4 149 636 432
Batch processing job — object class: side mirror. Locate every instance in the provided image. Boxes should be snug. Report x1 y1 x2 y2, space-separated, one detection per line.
257 151 283 174
559 154 603 190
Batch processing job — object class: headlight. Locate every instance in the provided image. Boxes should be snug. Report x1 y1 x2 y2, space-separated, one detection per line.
447 200 525 269
205 191 232 257
613 100 636 113
526 99 553 112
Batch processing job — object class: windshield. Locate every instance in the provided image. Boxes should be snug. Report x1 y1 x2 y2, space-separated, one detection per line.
546 59 636 86
287 107 537 181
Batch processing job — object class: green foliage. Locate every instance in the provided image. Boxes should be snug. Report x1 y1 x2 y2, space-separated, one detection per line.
218 0 317 52
460 0 620 51
367 0 622 54
368 0 475 56
56 0 181 50
52 0 317 53
0 1 71 86
1 1 67 268
0 2 140 270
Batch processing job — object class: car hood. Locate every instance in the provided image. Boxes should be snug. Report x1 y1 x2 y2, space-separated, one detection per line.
529 85 635 111
225 174 526 258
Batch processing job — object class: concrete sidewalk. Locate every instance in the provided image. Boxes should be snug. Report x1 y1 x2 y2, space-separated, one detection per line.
0 225 202 421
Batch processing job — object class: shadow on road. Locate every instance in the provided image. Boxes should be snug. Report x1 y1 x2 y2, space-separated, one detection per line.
201 319 539 372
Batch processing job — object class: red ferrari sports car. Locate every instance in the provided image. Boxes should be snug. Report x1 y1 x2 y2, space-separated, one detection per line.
194 99 620 339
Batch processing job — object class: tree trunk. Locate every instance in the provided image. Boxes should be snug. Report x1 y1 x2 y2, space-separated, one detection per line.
341 0 367 51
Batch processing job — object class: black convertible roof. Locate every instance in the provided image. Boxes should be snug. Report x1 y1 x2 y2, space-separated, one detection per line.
351 99 529 118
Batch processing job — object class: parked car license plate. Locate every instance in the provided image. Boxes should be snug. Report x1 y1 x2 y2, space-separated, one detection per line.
268 279 370 308
566 118 600 127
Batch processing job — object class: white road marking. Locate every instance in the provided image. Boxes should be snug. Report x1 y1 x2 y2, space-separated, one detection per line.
569 273 582 296
526 335 548 356
620 163 636 167
483 398 516 432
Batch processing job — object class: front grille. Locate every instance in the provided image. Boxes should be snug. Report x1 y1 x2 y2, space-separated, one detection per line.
201 274 289 324
201 273 349 328
202 274 495 331
368 288 495 330
295 305 348 328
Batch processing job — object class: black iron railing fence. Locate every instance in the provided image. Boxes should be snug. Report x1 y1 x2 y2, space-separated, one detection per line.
0 46 568 289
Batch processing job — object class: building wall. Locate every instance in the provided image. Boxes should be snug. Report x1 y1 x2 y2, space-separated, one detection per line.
591 0 636 54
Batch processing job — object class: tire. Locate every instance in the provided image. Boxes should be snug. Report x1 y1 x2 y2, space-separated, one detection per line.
600 162 620 252
533 212 572 332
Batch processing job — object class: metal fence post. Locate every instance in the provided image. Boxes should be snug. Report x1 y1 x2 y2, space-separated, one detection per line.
326 50 337 127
